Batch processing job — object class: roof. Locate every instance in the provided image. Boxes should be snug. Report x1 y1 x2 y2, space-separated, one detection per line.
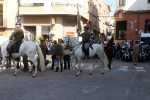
115 9 150 15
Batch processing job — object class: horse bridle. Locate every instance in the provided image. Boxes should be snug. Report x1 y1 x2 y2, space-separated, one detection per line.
65 37 81 54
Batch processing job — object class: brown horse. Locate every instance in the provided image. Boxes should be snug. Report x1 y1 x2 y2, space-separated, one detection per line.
104 37 114 70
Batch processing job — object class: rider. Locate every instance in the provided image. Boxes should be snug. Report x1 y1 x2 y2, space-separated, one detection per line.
5 22 24 59
78 26 91 59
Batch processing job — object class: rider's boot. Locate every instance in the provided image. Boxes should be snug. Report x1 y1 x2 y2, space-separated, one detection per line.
5 48 12 59
90 44 93 50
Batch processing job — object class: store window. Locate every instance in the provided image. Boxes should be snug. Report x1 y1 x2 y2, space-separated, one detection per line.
145 19 150 33
119 0 126 6
116 21 127 40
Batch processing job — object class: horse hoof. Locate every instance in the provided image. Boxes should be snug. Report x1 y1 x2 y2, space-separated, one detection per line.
89 73 92 75
32 76 36 78
30 71 32 74
14 74 17 76
80 70 82 73
76 74 79 77
101 73 104 75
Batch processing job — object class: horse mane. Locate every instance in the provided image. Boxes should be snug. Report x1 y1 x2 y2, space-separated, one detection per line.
68 36 80 44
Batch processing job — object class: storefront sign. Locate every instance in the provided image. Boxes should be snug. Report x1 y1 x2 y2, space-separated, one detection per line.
66 32 75 37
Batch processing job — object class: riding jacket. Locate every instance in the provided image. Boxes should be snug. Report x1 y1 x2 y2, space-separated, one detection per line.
79 32 91 43
9 27 24 42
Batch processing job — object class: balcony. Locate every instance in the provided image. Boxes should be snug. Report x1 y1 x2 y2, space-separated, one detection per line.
0 19 7 28
19 3 44 14
51 2 80 14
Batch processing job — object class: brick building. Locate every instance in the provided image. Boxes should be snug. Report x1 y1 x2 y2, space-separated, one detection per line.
114 0 150 42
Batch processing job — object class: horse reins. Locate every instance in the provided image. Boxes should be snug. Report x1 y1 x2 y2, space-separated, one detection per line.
66 37 82 55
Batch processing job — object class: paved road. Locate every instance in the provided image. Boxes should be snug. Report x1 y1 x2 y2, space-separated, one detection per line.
0 58 150 100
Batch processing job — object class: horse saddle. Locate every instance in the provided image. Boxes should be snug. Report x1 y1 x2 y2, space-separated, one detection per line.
11 42 23 53
81 44 93 53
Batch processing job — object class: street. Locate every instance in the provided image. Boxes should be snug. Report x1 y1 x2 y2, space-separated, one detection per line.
0 58 150 100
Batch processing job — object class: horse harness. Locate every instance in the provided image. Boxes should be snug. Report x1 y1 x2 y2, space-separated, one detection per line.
65 37 82 55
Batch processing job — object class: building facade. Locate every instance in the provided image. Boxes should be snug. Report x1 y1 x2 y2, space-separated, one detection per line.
1 0 112 43
0 0 18 37
114 0 150 41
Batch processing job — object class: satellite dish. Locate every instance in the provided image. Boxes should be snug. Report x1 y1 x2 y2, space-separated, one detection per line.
139 30 143 34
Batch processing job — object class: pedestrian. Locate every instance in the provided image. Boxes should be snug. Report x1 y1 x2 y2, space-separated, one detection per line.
77 26 91 59
5 22 24 59
39 40 47 63
49 40 57 70
63 42 70 70
55 39 64 72
132 41 139 66
115 42 121 59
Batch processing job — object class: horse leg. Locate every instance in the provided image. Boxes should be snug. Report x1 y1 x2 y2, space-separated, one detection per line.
0 57 6 72
108 59 112 70
73 58 78 70
12 59 17 76
89 60 97 75
29 57 38 77
76 58 82 76
100 59 105 75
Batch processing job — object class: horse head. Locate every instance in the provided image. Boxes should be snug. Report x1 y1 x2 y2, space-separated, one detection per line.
64 36 80 50
64 36 72 50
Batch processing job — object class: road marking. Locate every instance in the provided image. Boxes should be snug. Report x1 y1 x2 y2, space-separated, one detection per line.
112 66 145 73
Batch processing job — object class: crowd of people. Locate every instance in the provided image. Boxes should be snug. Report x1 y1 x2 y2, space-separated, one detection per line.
103 39 150 66
5 21 150 71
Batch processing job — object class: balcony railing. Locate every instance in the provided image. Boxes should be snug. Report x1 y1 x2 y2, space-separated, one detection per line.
20 3 44 7
0 19 7 27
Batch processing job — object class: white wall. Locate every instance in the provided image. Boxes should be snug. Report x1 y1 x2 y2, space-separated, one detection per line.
116 0 150 11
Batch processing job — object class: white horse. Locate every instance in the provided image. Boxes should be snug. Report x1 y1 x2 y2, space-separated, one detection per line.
63 36 108 76
0 37 45 77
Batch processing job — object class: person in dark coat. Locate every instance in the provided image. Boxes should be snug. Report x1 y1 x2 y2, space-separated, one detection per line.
40 40 47 61
5 22 24 59
49 40 57 70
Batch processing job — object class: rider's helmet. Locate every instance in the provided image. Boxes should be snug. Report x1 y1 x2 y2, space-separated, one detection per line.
15 22 21 25
84 26 89 30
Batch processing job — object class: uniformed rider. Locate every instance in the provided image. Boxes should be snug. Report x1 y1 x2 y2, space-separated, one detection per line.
5 22 24 58
78 26 91 59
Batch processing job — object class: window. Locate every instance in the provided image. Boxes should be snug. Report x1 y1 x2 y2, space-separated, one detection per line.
148 0 150 3
19 0 44 6
98 4 101 14
119 0 126 6
116 21 127 40
145 20 150 33
41 26 50 35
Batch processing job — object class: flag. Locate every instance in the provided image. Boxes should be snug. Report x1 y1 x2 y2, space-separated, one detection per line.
77 3 82 32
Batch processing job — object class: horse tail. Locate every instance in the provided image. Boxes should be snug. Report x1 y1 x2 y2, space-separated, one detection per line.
36 44 45 72
103 51 108 68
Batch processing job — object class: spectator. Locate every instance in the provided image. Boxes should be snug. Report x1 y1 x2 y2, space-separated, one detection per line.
55 39 64 72
132 41 139 66
49 40 57 70
63 43 70 70
40 40 47 61
115 42 121 59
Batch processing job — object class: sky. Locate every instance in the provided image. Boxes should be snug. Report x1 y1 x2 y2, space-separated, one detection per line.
104 0 116 15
